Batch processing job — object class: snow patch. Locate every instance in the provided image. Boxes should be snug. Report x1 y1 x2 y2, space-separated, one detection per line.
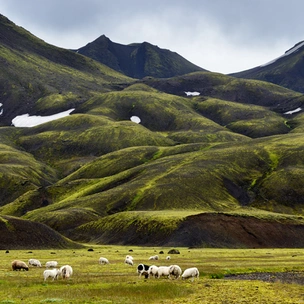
185 91 200 96
130 116 141 124
284 107 302 115
12 108 75 127
260 41 304 67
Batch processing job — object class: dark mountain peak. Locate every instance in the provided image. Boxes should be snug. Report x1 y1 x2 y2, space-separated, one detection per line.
76 36 205 78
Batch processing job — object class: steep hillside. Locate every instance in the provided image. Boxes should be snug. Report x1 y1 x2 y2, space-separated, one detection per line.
231 41 304 93
0 14 132 126
75 35 205 78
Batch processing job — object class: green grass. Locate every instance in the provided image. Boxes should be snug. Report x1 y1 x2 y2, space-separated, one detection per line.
1 246 304 303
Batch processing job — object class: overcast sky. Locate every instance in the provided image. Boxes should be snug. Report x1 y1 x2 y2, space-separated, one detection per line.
0 0 303 74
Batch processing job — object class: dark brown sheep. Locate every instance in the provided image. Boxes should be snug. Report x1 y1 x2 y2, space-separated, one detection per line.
12 260 29 271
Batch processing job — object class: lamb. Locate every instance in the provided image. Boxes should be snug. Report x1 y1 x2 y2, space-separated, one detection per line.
156 266 171 279
59 265 73 279
124 257 133 266
28 258 42 267
148 265 159 278
12 260 29 271
137 263 150 278
181 267 199 281
148 255 159 261
169 265 182 279
99 257 110 265
43 268 60 281
45 261 58 268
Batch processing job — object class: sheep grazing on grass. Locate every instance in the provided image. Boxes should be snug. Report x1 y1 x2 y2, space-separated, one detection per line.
148 255 159 261
60 265 73 279
125 255 133 261
148 265 159 278
137 264 150 278
125 257 133 266
166 256 171 260
182 267 199 281
12 260 29 271
43 268 60 281
156 266 171 279
99 257 110 265
169 265 182 279
28 259 42 267
45 261 58 268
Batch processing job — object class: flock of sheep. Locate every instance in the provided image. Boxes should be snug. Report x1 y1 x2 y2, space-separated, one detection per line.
101 254 199 281
11 253 199 282
11 259 73 281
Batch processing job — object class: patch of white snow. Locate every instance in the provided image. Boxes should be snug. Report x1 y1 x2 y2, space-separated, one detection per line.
130 116 141 124
185 91 200 96
284 107 302 115
12 108 75 127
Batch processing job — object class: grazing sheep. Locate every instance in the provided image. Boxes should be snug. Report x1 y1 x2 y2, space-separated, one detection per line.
99 257 110 265
28 259 42 267
43 268 60 281
182 267 199 281
12 260 29 271
169 265 182 279
125 257 133 266
59 265 73 279
156 266 171 279
45 261 58 268
148 265 159 278
166 256 171 260
125 255 133 261
137 263 150 278
148 255 159 261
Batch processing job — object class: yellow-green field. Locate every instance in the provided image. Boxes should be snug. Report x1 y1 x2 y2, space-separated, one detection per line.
1 246 304 303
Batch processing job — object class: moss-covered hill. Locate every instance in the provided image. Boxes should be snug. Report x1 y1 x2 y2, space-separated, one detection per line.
75 35 205 78
1 14 304 248
231 41 304 93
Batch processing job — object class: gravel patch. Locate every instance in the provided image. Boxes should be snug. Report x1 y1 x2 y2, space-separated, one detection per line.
225 272 304 285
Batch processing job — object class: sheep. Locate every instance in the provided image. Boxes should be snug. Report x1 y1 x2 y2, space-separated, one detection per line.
124 257 133 266
12 260 29 271
169 265 182 279
166 256 171 260
59 265 73 279
45 261 58 268
181 267 199 281
43 268 60 281
125 255 133 261
148 265 159 278
28 258 42 267
156 266 171 279
99 257 110 265
148 255 159 261
137 263 150 278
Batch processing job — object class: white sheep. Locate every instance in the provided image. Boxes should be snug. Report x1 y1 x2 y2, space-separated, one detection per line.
181 267 199 281
148 265 159 278
28 258 42 267
169 265 182 279
148 255 159 261
99 257 110 265
125 255 133 261
125 257 133 266
45 261 58 268
156 266 171 279
43 268 60 281
59 265 73 279
166 256 171 260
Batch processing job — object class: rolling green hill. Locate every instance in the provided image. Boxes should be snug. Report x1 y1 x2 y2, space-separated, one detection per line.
0 14 304 248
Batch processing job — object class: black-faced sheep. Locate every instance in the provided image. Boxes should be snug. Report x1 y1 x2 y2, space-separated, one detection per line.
43 268 60 281
12 260 29 271
137 263 150 278
169 265 182 279
59 265 73 279
181 267 199 281
28 258 42 267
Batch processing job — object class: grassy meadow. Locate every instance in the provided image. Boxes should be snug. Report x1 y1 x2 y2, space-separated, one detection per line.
1 246 304 303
